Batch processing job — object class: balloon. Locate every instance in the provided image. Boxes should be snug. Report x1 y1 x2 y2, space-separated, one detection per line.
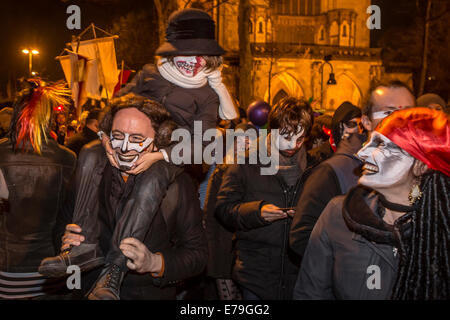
247 100 271 127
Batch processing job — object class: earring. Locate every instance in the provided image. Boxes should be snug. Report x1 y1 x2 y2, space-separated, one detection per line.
408 182 423 205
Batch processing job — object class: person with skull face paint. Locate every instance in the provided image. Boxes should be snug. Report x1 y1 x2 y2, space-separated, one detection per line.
289 82 416 259
215 97 317 300
39 97 207 300
294 107 450 300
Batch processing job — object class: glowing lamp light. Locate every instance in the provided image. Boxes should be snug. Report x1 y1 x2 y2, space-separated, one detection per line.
31 50 39 55
22 49 29 54
54 105 64 112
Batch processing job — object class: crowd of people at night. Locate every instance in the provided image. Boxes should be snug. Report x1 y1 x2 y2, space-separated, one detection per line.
0 8 449 301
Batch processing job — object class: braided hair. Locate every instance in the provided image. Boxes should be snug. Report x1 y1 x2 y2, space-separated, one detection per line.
391 171 450 299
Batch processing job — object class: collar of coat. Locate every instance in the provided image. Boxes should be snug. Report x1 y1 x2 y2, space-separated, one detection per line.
342 185 415 247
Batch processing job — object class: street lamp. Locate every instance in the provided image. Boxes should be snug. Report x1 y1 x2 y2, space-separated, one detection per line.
320 55 337 109
22 48 39 76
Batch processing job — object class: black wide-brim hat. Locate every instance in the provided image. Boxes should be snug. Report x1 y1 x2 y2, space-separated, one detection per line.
156 8 225 57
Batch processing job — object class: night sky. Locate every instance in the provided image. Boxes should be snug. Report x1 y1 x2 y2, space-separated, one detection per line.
0 0 415 98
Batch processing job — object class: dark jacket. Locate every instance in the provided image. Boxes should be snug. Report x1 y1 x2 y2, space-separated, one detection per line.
215 149 317 300
294 187 400 300
117 64 220 162
55 143 207 299
65 126 99 156
204 164 234 279
290 133 365 257
0 138 76 272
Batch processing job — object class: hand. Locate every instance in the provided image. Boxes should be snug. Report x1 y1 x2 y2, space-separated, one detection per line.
101 134 119 169
260 204 289 222
119 238 162 274
61 224 84 251
125 151 164 175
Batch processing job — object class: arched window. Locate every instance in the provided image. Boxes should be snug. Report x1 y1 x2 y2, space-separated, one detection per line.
249 20 253 33
258 21 263 33
343 25 347 37
319 28 325 40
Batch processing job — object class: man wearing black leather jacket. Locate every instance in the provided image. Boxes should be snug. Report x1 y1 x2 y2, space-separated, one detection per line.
39 97 207 300
215 97 317 300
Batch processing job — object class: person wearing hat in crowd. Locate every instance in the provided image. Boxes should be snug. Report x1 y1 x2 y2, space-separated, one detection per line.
66 108 104 156
38 9 236 297
417 93 448 114
102 7 238 174
294 107 450 300
308 101 362 163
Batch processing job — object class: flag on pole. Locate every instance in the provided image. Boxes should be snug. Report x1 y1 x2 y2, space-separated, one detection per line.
113 69 132 96
70 37 118 101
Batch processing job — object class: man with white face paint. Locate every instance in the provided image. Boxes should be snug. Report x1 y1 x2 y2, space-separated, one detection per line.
294 107 450 300
39 97 207 300
216 97 317 300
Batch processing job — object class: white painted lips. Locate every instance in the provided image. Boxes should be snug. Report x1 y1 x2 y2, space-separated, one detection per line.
362 162 379 174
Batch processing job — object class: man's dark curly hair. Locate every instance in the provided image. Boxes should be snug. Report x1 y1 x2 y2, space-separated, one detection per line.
100 95 178 149
268 97 314 138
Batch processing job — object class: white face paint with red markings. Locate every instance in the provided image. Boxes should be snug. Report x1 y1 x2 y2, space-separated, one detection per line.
110 132 153 171
173 56 206 77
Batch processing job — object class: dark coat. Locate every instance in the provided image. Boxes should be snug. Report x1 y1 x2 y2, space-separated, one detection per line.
203 164 234 279
0 138 76 272
55 143 207 299
117 64 220 162
290 133 365 257
65 126 99 156
294 189 399 300
215 150 316 300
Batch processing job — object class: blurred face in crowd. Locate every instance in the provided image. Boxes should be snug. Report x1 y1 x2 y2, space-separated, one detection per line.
110 108 155 172
362 86 415 131
357 131 415 192
173 56 207 77
276 124 306 157
56 113 66 126
341 117 362 138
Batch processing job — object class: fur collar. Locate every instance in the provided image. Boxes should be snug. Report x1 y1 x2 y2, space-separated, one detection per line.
342 186 414 247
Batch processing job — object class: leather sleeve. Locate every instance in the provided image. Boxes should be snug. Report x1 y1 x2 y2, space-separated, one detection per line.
153 174 208 287
215 164 270 231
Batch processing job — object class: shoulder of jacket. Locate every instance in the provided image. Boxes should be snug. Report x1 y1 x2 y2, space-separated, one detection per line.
78 141 105 166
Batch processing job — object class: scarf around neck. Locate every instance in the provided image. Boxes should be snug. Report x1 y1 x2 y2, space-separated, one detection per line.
157 58 238 120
